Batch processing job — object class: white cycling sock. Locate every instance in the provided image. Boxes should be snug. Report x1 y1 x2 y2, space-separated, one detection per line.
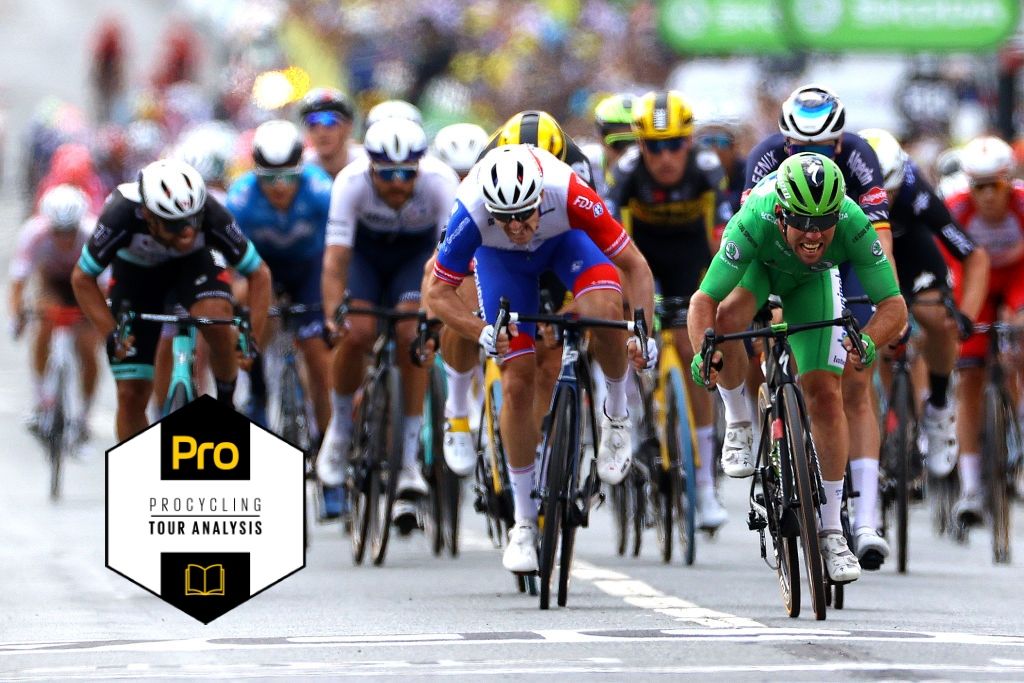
959 453 982 496
603 372 628 419
696 425 716 487
718 383 752 424
443 363 474 419
819 478 846 532
330 392 354 441
509 461 538 525
849 458 880 530
402 415 424 469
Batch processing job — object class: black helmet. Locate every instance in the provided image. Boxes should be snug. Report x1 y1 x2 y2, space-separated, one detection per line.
298 87 354 121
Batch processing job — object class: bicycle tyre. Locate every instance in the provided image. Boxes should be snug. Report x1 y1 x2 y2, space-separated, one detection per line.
424 364 445 557
279 361 310 451
431 365 461 557
558 384 583 607
349 387 375 565
984 384 1011 564
539 388 571 610
371 367 404 566
611 483 628 556
667 369 696 566
890 369 913 573
782 384 826 621
630 475 643 558
758 385 799 617
47 368 67 501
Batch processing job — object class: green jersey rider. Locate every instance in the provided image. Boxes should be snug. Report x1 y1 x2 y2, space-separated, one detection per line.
687 153 907 584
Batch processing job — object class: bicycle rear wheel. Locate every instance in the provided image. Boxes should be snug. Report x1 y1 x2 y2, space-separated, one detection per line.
666 369 696 566
782 384 826 621
539 388 571 610
984 384 1012 564
887 369 913 573
371 367 404 566
350 389 376 565
46 383 67 502
429 364 461 557
557 385 584 607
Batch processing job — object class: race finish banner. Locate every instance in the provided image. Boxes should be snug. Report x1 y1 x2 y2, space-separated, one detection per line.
658 0 1020 53
106 395 304 624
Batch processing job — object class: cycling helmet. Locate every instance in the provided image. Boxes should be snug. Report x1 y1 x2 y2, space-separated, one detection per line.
431 123 489 176
859 128 909 193
959 135 1013 180
631 90 694 140
935 148 962 180
40 184 88 231
479 145 544 214
252 119 303 171
779 85 845 143
775 153 846 226
137 158 207 225
298 86 354 121
594 93 637 145
364 118 427 165
365 99 422 128
496 111 566 160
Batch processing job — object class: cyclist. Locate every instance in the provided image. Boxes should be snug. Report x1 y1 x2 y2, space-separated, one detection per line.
689 153 907 583
943 135 1024 525
425 144 657 573
71 159 271 441
10 185 101 436
227 120 334 445
606 90 732 531
429 111 595 477
695 112 746 217
592 93 638 199
742 85 894 563
860 129 989 469
298 87 361 179
431 122 489 180
318 117 459 519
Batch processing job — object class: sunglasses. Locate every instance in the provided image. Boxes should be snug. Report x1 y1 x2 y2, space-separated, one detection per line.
489 206 538 224
256 168 301 184
642 137 688 154
785 142 836 158
697 133 735 149
160 210 205 234
373 165 418 182
781 209 838 232
969 177 1006 191
304 111 348 128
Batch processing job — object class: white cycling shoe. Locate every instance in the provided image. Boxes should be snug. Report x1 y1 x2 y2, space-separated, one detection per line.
721 422 755 478
597 414 633 485
316 429 350 487
443 417 476 476
503 522 539 573
922 401 958 478
397 464 429 498
853 526 890 571
819 530 861 583
696 486 728 531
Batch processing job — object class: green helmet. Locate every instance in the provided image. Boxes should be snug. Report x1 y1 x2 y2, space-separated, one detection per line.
594 93 637 146
775 152 846 229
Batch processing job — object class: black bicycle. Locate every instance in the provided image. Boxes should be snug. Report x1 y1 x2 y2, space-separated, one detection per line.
336 303 419 566
701 302 865 621
498 296 648 610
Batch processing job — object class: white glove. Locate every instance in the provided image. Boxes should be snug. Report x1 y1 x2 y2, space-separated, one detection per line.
478 324 499 357
628 336 658 370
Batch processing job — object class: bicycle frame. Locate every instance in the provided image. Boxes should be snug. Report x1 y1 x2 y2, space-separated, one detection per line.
166 321 198 412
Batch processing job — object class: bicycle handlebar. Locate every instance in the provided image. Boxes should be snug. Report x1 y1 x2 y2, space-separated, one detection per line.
114 304 257 360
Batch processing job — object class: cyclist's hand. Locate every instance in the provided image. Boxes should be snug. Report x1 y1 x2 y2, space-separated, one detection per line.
479 322 518 357
843 332 876 370
106 330 135 361
538 322 559 349
691 349 722 387
10 314 26 340
627 336 658 371
410 335 437 367
324 318 348 345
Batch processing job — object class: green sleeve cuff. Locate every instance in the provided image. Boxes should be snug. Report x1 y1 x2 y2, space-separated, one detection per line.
77 246 104 277
234 241 262 276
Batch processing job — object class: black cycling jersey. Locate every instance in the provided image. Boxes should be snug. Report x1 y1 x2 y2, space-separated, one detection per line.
479 130 595 189
744 132 891 227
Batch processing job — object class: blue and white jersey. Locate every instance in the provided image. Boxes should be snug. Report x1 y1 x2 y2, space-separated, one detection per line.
226 165 333 263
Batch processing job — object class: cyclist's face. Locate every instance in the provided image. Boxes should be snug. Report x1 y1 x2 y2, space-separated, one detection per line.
492 205 541 245
304 114 351 157
777 209 837 265
970 176 1011 221
639 136 689 186
370 165 418 209
257 174 300 210
144 211 199 251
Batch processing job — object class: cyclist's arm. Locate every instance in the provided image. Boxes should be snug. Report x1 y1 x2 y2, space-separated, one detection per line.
847 218 906 348
958 247 989 323
427 200 483 340
610 241 654 330
245 261 271 343
322 166 362 326
71 264 115 338
862 294 907 350
8 278 26 328
321 244 351 326
686 290 719 354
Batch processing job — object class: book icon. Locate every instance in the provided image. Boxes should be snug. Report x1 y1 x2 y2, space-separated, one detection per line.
185 564 225 596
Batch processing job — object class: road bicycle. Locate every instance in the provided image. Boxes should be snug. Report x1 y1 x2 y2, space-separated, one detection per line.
498 296 648 610
702 302 864 620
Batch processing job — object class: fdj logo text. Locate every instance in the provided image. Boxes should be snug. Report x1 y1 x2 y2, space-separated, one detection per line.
172 437 239 471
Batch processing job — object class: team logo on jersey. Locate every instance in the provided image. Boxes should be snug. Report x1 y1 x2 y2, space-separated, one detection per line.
593 203 604 218
859 186 887 207
871 239 883 257
92 222 113 246
573 195 595 210
723 240 741 261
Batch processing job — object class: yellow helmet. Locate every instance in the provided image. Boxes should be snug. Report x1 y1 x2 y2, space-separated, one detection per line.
632 90 694 140
496 110 566 160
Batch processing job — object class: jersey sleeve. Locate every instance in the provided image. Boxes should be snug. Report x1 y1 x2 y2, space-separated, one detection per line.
842 203 900 302
844 135 891 229
9 221 39 281
433 200 482 286
76 192 134 277
911 181 976 261
325 169 362 248
204 197 262 276
565 173 629 257
698 208 762 302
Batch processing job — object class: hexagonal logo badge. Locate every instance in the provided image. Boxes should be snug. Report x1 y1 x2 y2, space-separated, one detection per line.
106 395 304 624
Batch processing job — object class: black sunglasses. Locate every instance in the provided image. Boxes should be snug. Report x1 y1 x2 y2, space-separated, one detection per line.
781 208 838 232
373 165 418 182
489 206 538 224
642 137 688 154
159 209 205 234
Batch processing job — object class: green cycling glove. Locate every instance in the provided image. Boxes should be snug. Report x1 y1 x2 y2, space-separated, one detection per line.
854 332 876 367
690 351 705 386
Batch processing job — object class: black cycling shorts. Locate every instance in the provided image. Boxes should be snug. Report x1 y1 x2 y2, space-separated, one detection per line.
633 228 710 303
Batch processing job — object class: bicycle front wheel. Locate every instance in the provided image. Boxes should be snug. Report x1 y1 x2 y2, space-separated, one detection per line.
539 388 572 610
984 384 1012 564
666 369 696 566
887 369 914 573
371 367 404 566
782 384 826 621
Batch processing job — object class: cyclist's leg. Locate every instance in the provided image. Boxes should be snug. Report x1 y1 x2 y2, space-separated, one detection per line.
30 300 54 411
73 319 101 417
534 271 566 428
282 256 332 439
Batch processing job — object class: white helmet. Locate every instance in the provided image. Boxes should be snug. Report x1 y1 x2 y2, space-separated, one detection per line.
138 158 207 223
252 119 303 171
40 184 88 231
960 135 1013 180
779 84 845 143
479 145 544 214
365 99 422 129
859 128 909 193
432 123 489 176
364 118 427 165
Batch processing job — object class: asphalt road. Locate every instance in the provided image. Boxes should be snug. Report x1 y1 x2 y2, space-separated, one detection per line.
2 1 1024 681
